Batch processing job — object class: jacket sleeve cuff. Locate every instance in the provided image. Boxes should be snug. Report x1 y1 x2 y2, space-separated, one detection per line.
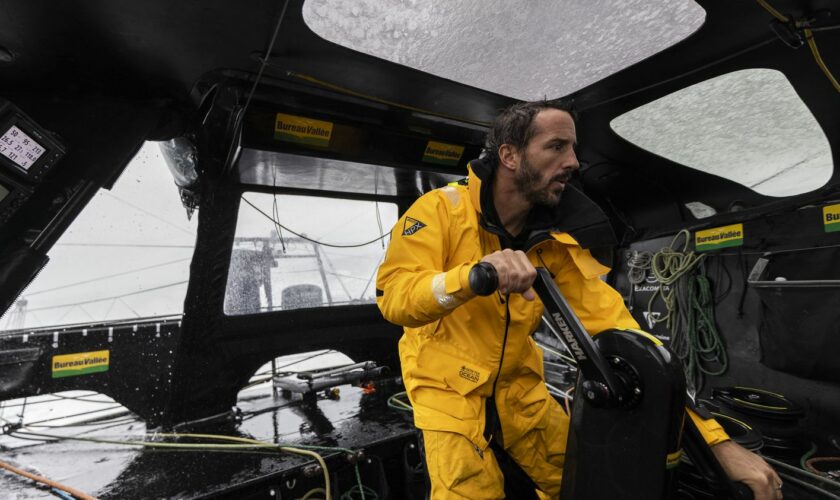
687 407 730 447
445 261 476 295
429 262 477 312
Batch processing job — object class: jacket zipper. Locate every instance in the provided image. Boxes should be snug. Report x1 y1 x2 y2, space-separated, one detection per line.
491 297 511 393
484 296 511 446
481 226 551 445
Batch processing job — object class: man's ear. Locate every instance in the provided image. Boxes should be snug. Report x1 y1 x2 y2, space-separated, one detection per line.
498 144 520 173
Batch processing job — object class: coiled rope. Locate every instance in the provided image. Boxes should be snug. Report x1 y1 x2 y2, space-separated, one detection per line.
636 230 728 392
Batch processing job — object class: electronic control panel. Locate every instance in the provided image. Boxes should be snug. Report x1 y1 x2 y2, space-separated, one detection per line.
0 98 66 225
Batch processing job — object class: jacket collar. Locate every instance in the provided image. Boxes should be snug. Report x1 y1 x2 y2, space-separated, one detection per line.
466 157 616 249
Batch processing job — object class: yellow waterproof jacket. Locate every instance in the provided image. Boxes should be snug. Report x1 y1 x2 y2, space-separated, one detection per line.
376 160 728 451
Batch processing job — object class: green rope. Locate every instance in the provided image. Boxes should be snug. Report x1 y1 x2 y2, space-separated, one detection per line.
647 230 727 392
341 481 378 500
387 392 413 412
800 441 819 472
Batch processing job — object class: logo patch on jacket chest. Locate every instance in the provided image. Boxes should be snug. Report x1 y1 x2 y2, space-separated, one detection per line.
403 217 427 236
459 365 480 383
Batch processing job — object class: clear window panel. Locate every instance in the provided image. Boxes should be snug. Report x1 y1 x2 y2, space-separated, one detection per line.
1 142 197 331
611 69 833 197
302 0 705 100
225 193 397 315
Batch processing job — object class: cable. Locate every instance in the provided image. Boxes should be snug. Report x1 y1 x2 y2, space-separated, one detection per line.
646 230 726 392
778 471 840 500
301 488 327 500
8 430 374 500
761 453 840 491
101 192 195 237
2 432 350 499
161 434 342 500
28 417 138 429
10 405 128 427
804 28 840 92
25 258 191 296
50 489 76 500
806 457 840 479
535 339 578 367
241 197 390 248
387 392 413 412
0 458 98 500
374 203 385 250
243 0 290 113
756 0 840 92
802 442 820 470
0 392 121 409
27 281 188 312
341 484 378 500
55 243 195 249
252 350 339 377
545 382 575 402
626 250 653 285
756 0 787 21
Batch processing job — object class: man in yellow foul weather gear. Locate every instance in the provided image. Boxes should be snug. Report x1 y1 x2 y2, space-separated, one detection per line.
376 100 782 500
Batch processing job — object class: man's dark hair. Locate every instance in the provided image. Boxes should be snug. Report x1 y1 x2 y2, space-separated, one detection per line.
483 99 577 166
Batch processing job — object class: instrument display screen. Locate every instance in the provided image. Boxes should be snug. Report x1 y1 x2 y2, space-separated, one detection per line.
0 124 47 172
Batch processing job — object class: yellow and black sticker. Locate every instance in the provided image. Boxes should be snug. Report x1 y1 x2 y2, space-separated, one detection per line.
52 350 110 379
695 223 743 252
402 217 426 236
422 141 464 167
274 113 333 147
824 204 840 233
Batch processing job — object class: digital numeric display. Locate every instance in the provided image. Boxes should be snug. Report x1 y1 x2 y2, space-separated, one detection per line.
0 125 46 171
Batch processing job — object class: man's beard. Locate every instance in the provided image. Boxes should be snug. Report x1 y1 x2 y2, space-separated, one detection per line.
513 154 568 207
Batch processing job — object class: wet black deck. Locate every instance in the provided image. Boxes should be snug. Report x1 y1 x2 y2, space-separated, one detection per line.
3 380 418 499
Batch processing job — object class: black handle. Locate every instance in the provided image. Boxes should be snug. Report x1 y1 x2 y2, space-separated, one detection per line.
532 268 626 404
469 262 499 296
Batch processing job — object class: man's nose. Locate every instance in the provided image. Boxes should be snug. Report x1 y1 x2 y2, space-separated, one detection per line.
565 149 580 171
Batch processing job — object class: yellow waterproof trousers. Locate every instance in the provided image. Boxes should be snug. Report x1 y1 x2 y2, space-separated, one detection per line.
423 398 569 500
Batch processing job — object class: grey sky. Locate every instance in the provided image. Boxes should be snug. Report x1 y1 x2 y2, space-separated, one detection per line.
2 144 198 330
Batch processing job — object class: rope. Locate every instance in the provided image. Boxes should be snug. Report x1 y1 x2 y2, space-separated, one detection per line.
646 230 727 392
301 488 327 500
626 250 652 285
241 197 390 248
0 459 99 500
756 0 840 92
10 430 345 500
387 392 413 412
805 457 840 480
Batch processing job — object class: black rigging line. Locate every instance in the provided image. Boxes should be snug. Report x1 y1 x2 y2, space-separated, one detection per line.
56 243 195 249
25 258 192 296
241 197 390 248
27 281 189 312
102 192 195 237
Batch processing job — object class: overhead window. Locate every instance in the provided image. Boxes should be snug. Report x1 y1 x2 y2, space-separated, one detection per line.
302 0 705 100
611 69 833 197
224 193 397 315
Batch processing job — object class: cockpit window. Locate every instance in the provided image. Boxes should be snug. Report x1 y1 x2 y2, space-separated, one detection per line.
611 68 833 197
302 0 706 100
0 143 197 331
224 193 397 315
